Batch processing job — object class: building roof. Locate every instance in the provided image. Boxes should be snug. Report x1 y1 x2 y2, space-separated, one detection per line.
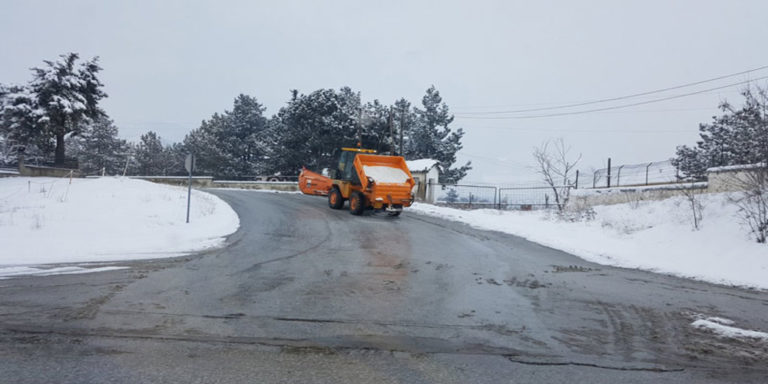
406 159 440 172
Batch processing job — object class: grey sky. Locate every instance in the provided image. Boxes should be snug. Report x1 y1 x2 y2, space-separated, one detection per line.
2 0 767 182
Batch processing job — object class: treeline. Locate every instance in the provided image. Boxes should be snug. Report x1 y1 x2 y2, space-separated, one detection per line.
0 53 470 183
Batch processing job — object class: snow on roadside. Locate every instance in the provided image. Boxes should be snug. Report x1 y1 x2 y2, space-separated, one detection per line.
692 316 768 342
0 266 128 279
0 177 239 277
409 193 768 290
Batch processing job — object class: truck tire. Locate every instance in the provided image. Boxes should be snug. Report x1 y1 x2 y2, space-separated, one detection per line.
349 191 365 215
328 188 344 209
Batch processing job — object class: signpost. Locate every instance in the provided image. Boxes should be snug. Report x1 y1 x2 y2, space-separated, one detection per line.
185 154 195 223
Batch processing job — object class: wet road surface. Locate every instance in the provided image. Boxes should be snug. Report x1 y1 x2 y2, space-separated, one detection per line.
1 190 767 383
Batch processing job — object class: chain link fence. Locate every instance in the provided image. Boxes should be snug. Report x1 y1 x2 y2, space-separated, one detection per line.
590 160 679 188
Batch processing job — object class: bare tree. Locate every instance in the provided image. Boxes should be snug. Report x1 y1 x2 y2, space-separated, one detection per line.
728 166 768 243
533 138 581 211
678 182 704 231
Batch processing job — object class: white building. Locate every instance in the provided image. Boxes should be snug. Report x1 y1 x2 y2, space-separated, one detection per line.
406 159 440 203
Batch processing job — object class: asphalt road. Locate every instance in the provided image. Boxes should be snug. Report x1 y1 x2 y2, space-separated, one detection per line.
1 190 767 383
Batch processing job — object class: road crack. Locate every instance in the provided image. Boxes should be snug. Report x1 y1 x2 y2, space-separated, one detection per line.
504 356 685 372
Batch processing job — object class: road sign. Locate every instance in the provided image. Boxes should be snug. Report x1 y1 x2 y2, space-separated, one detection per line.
185 154 195 173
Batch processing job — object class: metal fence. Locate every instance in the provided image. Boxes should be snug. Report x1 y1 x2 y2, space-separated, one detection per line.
430 182 498 209
429 182 575 210
590 160 679 188
497 185 574 210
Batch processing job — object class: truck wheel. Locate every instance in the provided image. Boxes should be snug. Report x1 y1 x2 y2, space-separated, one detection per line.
328 188 344 209
349 191 365 215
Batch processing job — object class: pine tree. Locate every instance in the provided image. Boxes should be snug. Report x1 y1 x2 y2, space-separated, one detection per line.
28 53 107 166
445 188 459 203
67 116 129 175
0 84 53 162
393 98 416 156
674 85 768 179
182 94 269 178
134 131 167 175
410 86 471 183
221 94 268 176
361 100 395 154
269 87 361 175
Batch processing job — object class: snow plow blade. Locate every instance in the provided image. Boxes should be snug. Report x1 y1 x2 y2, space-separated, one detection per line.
298 167 333 196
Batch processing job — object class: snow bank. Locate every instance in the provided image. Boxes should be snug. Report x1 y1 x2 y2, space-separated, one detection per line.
363 165 410 183
692 316 768 342
410 193 768 289
0 177 239 270
0 266 128 279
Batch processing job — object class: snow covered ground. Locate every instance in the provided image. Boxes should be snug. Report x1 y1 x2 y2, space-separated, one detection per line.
0 177 239 278
410 193 768 290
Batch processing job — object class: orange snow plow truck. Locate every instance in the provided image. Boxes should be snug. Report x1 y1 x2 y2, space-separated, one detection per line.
298 147 415 216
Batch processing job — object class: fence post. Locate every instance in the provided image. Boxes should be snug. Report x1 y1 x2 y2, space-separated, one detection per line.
617 165 624 187
645 162 653 185
494 187 498 210
593 170 597 188
607 158 612 188
575 170 579 189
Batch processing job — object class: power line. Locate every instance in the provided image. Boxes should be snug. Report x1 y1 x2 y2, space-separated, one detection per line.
455 65 768 115
455 75 768 120
460 152 528 167
462 126 695 133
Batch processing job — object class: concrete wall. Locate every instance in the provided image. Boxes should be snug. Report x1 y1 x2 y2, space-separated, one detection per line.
211 181 298 191
127 176 299 192
707 166 766 193
129 176 214 188
19 164 82 178
575 165 765 207
572 183 707 207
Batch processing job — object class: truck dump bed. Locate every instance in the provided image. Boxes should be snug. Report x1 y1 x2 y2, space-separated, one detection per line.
354 154 415 207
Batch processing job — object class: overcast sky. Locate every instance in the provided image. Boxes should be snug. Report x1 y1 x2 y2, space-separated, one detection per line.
2 0 768 183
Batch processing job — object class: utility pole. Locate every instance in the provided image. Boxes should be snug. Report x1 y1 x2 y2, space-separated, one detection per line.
400 105 405 156
185 154 195 223
357 106 363 147
388 109 395 155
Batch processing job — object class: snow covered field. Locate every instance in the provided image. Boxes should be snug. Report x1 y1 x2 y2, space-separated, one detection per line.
410 193 768 290
0 177 239 277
